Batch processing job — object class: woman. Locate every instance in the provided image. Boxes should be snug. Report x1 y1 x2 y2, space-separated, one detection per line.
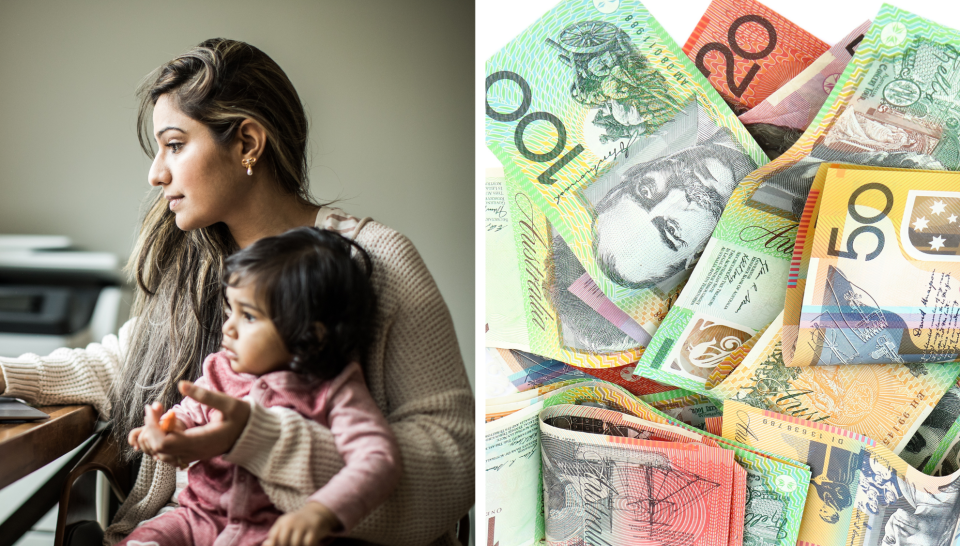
0 38 474 546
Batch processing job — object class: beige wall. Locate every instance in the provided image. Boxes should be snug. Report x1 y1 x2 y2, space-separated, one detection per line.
0 0 475 386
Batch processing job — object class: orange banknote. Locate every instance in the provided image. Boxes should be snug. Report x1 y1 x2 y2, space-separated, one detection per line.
683 0 828 113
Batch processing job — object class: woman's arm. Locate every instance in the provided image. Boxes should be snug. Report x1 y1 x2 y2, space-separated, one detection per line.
224 225 475 546
0 319 133 418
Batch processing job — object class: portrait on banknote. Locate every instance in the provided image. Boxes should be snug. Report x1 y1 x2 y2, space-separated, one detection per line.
587 101 755 290
547 100 755 353
872 471 960 546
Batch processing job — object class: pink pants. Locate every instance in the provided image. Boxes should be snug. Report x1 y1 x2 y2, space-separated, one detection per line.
117 457 282 546
117 505 276 546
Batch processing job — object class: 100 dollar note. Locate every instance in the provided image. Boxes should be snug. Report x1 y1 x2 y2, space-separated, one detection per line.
485 0 766 365
635 5 960 393
487 168 645 365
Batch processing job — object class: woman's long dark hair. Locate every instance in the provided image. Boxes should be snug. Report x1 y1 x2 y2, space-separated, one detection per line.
112 38 317 459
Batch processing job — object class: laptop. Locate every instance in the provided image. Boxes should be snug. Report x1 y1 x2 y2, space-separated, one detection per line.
0 396 49 421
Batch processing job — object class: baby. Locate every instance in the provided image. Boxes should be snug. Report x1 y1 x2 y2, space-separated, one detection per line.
125 227 400 546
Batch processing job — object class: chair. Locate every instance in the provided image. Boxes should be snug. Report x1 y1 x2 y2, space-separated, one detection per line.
456 512 471 546
54 427 130 546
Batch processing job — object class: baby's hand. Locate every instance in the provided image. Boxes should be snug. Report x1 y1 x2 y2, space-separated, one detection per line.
264 501 340 546
134 402 187 467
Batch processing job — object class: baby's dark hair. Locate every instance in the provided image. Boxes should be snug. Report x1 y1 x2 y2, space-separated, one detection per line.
224 227 376 380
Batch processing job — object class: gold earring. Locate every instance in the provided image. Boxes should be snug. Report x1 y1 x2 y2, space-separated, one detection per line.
242 157 257 176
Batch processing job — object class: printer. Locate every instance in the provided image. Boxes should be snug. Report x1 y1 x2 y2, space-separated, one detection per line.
0 235 128 357
0 235 129 541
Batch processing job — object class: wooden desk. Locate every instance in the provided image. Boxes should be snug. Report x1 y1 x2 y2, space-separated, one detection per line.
0 405 97 491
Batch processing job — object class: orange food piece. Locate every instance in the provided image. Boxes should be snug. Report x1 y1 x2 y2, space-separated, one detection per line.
159 410 177 433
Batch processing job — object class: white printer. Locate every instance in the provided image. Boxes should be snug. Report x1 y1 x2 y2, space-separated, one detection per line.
0 235 128 357
0 235 129 545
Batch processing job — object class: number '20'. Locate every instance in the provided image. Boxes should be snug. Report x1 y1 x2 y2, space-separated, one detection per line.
694 15 778 99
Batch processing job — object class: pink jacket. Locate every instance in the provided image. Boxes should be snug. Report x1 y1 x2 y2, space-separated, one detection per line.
172 351 402 532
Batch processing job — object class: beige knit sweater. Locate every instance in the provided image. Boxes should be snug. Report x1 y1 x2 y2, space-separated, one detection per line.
0 208 475 546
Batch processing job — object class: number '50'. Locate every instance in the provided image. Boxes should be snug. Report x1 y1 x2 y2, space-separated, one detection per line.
827 183 894 261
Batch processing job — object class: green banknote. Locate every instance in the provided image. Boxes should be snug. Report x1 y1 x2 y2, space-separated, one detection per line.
725 400 960 546
485 0 767 366
491 168 646 365
636 5 960 392
900 379 960 475
636 387 721 431
485 167 530 352
485 381 609 546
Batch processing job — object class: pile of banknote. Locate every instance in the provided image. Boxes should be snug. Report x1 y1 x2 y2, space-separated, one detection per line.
485 0 960 544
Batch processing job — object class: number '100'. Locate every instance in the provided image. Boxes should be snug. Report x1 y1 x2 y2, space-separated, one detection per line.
485 71 583 186
827 183 894 261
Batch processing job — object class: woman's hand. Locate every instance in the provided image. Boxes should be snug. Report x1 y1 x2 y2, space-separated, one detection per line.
147 380 251 467
264 501 340 546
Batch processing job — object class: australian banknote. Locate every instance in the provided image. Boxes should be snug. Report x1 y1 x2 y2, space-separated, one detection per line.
724 400 960 546
900 379 960 474
711 310 960 454
637 388 722 430
486 380 811 546
538 383 810 546
739 21 871 158
486 380 601 423
486 169 646 365
487 344 676 396
539 404 742 546
486 389 554 546
635 6 960 393
486 346 592 397
705 322 770 389
683 0 828 115
780 163 932 366
485 0 767 364
928 381 960 477
486 168 531 352
792 167 960 366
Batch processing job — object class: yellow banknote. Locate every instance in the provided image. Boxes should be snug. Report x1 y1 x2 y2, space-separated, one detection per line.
794 166 960 367
723 400 960 546
713 311 960 454
782 163 939 367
